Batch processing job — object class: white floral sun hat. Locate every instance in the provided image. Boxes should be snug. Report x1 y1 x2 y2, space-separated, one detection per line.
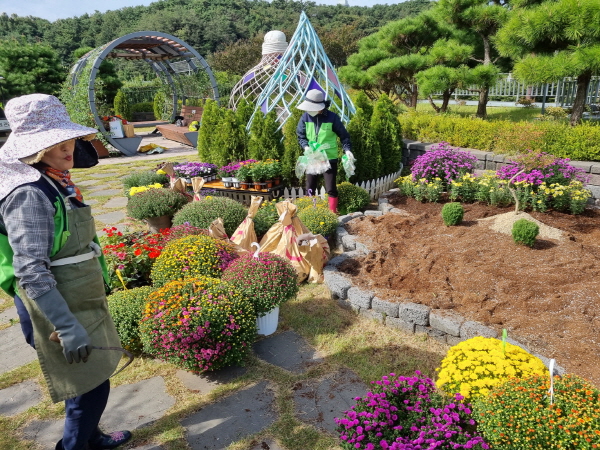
0 94 98 201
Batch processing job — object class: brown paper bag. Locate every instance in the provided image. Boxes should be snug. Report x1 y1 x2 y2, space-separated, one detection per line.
259 201 310 282
298 233 331 284
208 218 247 255
231 196 263 251
191 177 206 201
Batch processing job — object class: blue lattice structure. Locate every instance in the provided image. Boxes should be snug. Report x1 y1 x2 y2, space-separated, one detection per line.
248 11 355 131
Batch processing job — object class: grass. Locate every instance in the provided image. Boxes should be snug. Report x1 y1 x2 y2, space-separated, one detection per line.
1 159 450 449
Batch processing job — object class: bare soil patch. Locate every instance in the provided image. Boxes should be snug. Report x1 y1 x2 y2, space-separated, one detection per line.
339 193 600 386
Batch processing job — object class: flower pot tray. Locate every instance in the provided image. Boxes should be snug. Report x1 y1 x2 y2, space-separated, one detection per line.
197 180 286 206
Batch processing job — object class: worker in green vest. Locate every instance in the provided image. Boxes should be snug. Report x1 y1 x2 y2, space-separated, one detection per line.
0 94 131 450
297 89 353 213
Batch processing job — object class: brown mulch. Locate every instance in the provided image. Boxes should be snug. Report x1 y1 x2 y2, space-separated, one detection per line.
338 192 600 386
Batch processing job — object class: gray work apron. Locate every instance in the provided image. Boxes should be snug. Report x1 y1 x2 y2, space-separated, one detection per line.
18 199 121 403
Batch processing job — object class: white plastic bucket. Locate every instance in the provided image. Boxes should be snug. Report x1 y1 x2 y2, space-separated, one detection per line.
256 306 279 336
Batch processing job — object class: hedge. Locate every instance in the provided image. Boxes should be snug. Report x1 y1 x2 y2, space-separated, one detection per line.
399 111 600 161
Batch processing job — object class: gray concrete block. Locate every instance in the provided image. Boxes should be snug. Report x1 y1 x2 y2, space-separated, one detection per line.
182 381 277 450
506 337 530 353
591 164 600 175
415 325 447 343
100 376 176 432
429 309 464 337
484 160 497 171
380 203 394 214
378 197 389 205
587 173 600 186
323 271 352 300
460 321 498 339
355 241 370 253
492 154 506 163
293 368 367 434
349 211 364 218
327 253 349 268
371 297 399 318
341 234 356 251
568 161 593 172
347 287 374 309
335 226 349 248
337 215 353 225
388 188 400 193
253 331 323 374
386 317 415 334
0 380 43 416
364 210 383 217
398 302 430 326
0 325 37 375
176 366 247 394
359 309 385 323
446 335 464 346
586 185 600 199
389 208 410 215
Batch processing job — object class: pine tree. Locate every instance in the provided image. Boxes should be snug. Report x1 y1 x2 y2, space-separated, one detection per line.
212 108 241 167
197 99 221 162
282 107 303 186
370 93 402 177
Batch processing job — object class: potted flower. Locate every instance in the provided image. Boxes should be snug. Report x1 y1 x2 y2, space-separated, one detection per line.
126 188 189 232
222 252 299 335
174 162 218 182
219 162 240 188
263 159 281 188
250 161 269 190
236 161 253 189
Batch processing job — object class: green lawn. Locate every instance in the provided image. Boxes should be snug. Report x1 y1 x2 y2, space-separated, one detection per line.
415 102 542 122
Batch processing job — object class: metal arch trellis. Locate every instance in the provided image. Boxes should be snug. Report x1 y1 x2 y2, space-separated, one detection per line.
247 11 355 132
69 31 219 155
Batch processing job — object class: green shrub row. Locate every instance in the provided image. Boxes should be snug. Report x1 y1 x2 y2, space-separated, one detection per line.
130 102 154 114
399 111 600 161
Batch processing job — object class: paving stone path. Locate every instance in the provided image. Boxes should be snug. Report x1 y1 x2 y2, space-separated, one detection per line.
0 152 370 449
1 319 365 449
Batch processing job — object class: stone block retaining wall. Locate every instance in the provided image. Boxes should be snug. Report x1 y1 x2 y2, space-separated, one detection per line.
324 188 566 376
403 139 600 207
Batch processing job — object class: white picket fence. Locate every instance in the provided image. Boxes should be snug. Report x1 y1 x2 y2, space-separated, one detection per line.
281 169 403 202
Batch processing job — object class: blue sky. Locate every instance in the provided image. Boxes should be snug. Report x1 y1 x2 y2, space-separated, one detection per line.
3 0 406 22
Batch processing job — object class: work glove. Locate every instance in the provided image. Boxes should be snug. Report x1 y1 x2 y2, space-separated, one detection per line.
35 288 92 363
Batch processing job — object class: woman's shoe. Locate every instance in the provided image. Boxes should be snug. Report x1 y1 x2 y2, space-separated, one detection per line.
88 430 132 449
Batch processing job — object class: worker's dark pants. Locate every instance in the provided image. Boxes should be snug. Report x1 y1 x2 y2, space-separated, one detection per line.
14 294 110 450
305 159 338 198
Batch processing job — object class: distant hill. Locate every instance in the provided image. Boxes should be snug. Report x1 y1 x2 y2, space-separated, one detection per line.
0 0 432 64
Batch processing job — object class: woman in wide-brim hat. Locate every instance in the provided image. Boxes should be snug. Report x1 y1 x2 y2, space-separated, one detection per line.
0 94 131 450
296 89 353 213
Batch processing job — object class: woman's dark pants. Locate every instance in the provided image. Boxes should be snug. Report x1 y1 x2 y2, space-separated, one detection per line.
14 294 109 450
305 159 338 198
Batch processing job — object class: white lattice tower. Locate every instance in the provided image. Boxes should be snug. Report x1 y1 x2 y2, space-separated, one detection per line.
247 11 355 131
229 31 292 110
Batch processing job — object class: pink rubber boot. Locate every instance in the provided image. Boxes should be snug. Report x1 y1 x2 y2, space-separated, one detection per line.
328 196 338 214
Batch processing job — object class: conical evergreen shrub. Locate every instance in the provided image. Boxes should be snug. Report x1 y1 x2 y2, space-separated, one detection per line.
371 93 403 176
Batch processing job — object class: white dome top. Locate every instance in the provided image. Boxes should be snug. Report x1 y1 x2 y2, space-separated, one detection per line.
262 30 288 55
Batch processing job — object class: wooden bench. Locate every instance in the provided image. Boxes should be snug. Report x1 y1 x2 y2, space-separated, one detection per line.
156 105 203 147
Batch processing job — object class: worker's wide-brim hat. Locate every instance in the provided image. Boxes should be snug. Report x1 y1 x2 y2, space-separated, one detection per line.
297 89 326 112
0 94 98 201
1 94 98 162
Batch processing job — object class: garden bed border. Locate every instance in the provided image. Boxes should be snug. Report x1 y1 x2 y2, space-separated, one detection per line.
324 188 566 376
403 139 600 207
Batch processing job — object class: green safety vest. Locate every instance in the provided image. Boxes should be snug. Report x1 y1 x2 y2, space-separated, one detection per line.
306 121 338 160
0 181 110 297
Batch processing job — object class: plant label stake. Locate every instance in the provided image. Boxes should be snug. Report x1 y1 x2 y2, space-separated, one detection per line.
502 329 507 355
548 358 555 405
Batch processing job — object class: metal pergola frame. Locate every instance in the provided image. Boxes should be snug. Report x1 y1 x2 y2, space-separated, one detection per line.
70 31 219 156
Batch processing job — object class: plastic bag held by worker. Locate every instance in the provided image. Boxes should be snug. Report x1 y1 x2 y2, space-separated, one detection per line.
341 152 356 178
231 196 263 251
304 142 331 175
259 201 310 282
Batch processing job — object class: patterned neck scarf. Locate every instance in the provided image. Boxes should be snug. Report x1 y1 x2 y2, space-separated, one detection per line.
42 167 84 203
